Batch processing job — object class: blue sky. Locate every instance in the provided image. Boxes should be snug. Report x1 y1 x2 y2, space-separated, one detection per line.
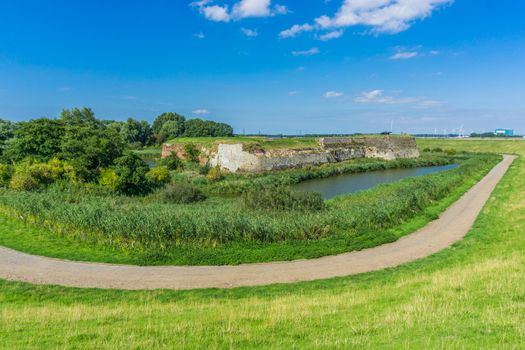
0 0 524 134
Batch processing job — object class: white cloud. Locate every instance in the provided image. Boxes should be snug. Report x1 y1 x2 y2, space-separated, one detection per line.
279 23 314 39
285 0 453 37
292 47 319 56
318 29 344 41
233 0 271 18
390 51 418 60
192 109 210 115
241 27 258 37
355 89 443 107
192 0 287 22
324 91 344 98
288 90 300 96
355 90 389 103
429 50 440 55
202 5 231 22
194 31 206 39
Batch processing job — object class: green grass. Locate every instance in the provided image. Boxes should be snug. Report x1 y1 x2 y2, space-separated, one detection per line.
0 154 497 265
166 135 320 149
166 134 412 150
0 139 524 349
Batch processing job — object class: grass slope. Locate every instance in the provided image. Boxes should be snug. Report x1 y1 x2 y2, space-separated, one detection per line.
0 139 524 348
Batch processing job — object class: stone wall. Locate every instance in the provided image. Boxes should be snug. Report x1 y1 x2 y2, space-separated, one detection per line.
163 136 420 173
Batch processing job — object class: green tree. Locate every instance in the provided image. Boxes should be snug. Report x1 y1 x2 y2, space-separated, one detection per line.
158 120 185 143
59 109 124 181
152 112 186 138
4 118 65 162
183 119 234 137
0 119 16 157
113 152 152 195
59 107 100 128
120 118 152 147
183 119 211 137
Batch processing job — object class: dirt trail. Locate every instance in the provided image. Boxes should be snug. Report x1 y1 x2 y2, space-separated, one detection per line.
0 155 515 291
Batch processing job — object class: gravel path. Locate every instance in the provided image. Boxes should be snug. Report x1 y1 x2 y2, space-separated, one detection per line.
0 155 515 291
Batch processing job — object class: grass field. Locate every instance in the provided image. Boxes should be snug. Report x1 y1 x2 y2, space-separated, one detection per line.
1 139 524 349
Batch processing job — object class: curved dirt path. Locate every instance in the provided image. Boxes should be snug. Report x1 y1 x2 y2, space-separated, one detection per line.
0 155 516 291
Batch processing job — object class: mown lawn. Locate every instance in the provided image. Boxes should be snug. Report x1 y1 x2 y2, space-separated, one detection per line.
0 139 524 349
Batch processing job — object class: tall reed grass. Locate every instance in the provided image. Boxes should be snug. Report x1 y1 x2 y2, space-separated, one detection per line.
0 154 499 251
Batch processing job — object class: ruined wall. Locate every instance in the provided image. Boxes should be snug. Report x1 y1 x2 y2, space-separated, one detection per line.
163 136 420 173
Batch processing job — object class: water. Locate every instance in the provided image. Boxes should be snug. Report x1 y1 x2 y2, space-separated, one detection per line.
294 164 459 199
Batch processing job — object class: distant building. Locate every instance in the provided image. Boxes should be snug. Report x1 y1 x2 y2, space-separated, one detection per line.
495 128 514 136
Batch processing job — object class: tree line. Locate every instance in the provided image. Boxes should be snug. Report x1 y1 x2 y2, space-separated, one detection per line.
0 108 233 158
0 108 233 192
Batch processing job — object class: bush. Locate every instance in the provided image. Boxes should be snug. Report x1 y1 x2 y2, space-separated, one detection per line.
422 147 431 152
183 143 200 162
99 169 119 191
198 163 211 175
206 166 223 181
159 183 207 204
159 153 182 170
0 164 13 187
432 147 443 153
114 152 152 196
445 149 457 155
9 162 55 191
47 158 75 181
243 188 326 212
146 166 171 186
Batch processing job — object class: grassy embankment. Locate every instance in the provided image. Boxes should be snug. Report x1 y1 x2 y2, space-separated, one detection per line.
0 139 524 349
0 154 497 265
165 134 413 149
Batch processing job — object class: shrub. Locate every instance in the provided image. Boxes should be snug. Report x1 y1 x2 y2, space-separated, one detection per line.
422 147 431 152
146 166 171 186
445 149 457 155
206 166 223 181
159 183 207 204
114 152 152 196
198 163 211 175
243 143 264 153
183 143 200 162
243 188 326 212
432 147 443 153
159 153 182 170
0 164 13 187
47 158 75 180
9 162 55 191
99 169 119 191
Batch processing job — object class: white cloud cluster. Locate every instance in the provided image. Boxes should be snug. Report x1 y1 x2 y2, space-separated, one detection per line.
281 0 453 40
291 47 320 57
318 29 344 41
316 0 453 34
389 47 441 60
355 89 442 108
279 23 314 39
241 28 258 37
192 109 210 115
390 51 418 60
191 0 288 22
324 91 344 98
